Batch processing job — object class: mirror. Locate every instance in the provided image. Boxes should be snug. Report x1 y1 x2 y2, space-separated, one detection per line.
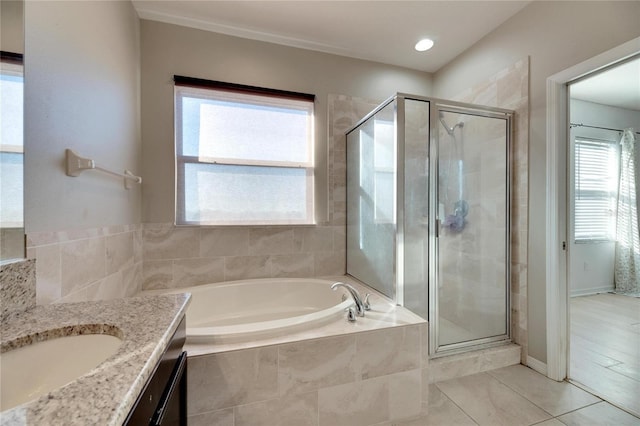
0 0 24 261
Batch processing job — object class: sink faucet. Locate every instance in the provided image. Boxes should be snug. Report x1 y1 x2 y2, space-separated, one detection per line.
331 282 371 318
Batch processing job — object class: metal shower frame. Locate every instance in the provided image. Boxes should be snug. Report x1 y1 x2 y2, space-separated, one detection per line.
345 93 515 357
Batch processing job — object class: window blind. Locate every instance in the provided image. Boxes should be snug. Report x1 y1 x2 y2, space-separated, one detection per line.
574 138 619 241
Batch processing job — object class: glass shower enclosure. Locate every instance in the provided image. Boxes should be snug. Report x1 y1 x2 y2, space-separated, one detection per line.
346 94 513 355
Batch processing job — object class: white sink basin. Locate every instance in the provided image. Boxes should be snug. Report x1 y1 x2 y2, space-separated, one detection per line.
0 333 122 411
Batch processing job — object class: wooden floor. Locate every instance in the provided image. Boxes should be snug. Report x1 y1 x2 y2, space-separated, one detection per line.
570 293 640 416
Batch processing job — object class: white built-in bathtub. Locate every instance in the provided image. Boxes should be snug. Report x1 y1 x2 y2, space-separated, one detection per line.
146 278 353 344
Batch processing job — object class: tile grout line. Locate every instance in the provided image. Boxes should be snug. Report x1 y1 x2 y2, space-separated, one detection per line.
432 382 481 426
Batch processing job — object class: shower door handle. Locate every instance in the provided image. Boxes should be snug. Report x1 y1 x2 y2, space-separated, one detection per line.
435 219 440 238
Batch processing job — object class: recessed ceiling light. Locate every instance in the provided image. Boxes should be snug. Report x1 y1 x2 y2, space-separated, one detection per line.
415 38 434 52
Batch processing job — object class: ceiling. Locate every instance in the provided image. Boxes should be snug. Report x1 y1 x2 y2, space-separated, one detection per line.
133 0 531 73
571 57 640 111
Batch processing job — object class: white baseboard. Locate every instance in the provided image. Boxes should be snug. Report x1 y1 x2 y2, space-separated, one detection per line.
570 286 613 297
526 356 548 376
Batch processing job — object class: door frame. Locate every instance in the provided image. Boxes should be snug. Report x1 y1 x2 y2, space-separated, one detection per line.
545 36 640 381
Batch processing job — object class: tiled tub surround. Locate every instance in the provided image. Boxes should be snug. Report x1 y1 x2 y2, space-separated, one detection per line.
184 280 430 426
26 224 143 305
142 224 346 290
0 293 190 425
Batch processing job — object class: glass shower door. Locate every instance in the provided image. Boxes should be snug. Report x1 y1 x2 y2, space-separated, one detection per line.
434 108 510 351
346 101 397 299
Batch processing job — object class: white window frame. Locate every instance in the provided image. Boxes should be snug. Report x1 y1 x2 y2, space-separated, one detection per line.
0 53 24 229
573 136 619 243
174 77 315 226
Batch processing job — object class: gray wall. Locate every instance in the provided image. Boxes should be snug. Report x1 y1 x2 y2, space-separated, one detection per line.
0 0 23 53
24 0 141 233
140 20 432 224
433 1 640 362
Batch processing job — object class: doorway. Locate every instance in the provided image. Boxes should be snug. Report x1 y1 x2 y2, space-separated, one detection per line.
546 37 640 417
567 59 640 415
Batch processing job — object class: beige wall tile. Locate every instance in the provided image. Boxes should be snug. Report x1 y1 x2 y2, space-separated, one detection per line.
142 259 173 290
356 325 421 380
122 262 142 296
187 347 279 415
133 229 143 264
270 254 314 278
293 227 334 252
33 243 61 304
429 344 520 383
188 408 234 426
249 228 294 255
314 250 346 276
224 255 270 281
60 237 106 295
143 226 199 260
85 272 124 301
318 375 389 426
388 370 423 421
173 257 224 288
105 232 134 275
200 228 249 257
234 392 318 426
278 335 357 396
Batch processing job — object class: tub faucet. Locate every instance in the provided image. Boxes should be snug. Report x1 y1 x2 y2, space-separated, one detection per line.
331 282 370 318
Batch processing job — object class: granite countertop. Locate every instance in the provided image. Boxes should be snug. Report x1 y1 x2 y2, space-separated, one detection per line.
0 293 190 426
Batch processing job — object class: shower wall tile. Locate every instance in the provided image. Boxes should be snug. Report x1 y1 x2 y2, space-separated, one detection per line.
443 57 530 363
327 94 381 227
26 225 143 304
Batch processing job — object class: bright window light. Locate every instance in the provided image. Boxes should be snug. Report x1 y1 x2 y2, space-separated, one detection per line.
175 80 315 225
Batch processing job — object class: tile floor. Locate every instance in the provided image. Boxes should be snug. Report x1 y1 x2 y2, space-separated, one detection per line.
387 364 640 426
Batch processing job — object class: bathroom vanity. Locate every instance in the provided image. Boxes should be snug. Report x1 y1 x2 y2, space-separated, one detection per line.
0 293 190 425
125 316 187 425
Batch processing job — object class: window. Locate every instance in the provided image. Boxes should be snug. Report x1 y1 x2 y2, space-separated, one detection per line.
174 77 315 225
574 137 619 242
0 52 24 229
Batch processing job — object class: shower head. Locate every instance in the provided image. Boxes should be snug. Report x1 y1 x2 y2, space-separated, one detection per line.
439 111 464 136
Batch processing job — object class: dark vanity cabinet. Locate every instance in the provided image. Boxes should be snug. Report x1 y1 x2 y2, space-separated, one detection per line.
125 316 187 426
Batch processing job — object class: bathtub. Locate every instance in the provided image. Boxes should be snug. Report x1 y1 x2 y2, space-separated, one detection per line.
147 278 353 344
